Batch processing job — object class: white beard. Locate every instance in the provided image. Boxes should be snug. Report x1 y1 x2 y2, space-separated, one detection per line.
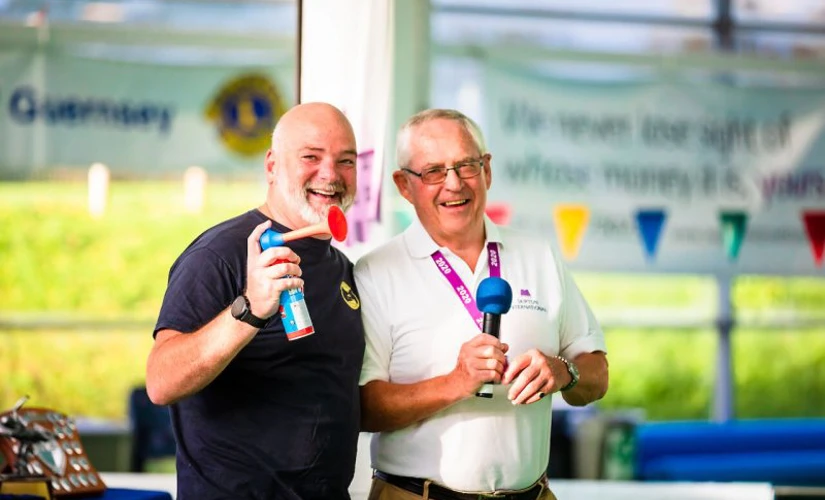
282 182 325 225
279 181 354 226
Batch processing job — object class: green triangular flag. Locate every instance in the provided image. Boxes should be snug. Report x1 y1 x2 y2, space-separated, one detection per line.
719 211 748 261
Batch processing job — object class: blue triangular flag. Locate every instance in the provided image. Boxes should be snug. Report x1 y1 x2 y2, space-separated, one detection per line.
635 209 667 261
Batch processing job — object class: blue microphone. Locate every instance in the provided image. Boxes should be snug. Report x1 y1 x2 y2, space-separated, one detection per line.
475 276 513 398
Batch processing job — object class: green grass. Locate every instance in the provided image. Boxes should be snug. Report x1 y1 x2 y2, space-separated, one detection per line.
2 181 825 421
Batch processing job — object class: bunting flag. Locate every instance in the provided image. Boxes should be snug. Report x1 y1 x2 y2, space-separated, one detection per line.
719 211 749 261
485 202 512 226
552 204 590 261
802 210 825 267
635 209 667 262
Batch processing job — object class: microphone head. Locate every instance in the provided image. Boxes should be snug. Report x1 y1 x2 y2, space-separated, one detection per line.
476 277 512 315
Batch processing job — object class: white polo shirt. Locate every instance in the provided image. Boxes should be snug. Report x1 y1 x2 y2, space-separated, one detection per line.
355 216 606 492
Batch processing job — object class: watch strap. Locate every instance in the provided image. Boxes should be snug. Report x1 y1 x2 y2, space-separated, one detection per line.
234 295 269 329
240 308 268 329
554 356 579 392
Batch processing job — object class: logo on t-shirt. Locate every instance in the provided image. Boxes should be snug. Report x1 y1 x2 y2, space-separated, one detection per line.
512 287 547 312
340 281 360 310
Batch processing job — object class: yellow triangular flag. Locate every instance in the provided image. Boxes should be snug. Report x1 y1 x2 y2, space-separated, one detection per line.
553 204 591 260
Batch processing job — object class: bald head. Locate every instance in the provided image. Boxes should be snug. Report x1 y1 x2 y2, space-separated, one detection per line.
264 102 358 231
272 102 354 151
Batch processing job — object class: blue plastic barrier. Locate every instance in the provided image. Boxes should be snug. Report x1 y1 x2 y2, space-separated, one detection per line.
634 419 825 486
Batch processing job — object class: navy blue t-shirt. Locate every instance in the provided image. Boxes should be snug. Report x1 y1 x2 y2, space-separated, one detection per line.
153 209 365 500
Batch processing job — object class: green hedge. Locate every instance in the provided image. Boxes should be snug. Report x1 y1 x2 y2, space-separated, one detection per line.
0 181 258 317
2 327 824 420
601 328 825 420
0 329 150 418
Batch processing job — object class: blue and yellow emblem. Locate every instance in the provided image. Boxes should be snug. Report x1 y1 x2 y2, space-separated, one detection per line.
205 73 288 157
340 281 360 310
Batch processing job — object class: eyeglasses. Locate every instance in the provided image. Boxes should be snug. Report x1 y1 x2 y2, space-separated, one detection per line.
401 158 485 185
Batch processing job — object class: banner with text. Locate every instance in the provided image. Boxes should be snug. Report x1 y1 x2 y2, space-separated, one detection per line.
0 50 294 178
484 63 825 276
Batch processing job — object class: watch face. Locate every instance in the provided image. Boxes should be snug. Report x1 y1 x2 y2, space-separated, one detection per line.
569 361 580 382
230 295 247 319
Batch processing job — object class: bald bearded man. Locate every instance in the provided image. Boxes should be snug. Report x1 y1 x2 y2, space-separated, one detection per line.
147 102 365 500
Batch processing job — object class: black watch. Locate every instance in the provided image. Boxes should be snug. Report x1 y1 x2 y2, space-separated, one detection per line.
231 295 268 329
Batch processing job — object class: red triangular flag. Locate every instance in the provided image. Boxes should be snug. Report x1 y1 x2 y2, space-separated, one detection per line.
802 211 825 268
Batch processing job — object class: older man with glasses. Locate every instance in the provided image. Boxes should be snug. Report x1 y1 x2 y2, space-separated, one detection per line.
354 108 610 500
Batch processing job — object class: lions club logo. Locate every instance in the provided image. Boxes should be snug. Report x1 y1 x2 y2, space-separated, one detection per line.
205 73 287 157
340 281 360 310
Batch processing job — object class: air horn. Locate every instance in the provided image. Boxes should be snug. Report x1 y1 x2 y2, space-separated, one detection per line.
260 205 348 249
257 205 349 340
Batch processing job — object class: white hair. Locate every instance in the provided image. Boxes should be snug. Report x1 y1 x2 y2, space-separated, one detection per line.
395 109 487 169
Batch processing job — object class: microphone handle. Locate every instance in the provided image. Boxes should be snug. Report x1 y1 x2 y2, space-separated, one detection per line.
482 314 501 339
476 313 501 398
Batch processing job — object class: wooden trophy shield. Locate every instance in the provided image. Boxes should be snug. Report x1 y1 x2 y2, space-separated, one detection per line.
0 405 106 497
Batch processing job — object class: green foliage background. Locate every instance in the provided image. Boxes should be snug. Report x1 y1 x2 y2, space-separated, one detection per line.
1 181 824 421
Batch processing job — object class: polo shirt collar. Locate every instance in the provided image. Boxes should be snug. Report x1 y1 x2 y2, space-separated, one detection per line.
404 215 504 259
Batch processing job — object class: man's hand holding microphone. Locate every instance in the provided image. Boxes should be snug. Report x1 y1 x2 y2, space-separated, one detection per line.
450 276 572 405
